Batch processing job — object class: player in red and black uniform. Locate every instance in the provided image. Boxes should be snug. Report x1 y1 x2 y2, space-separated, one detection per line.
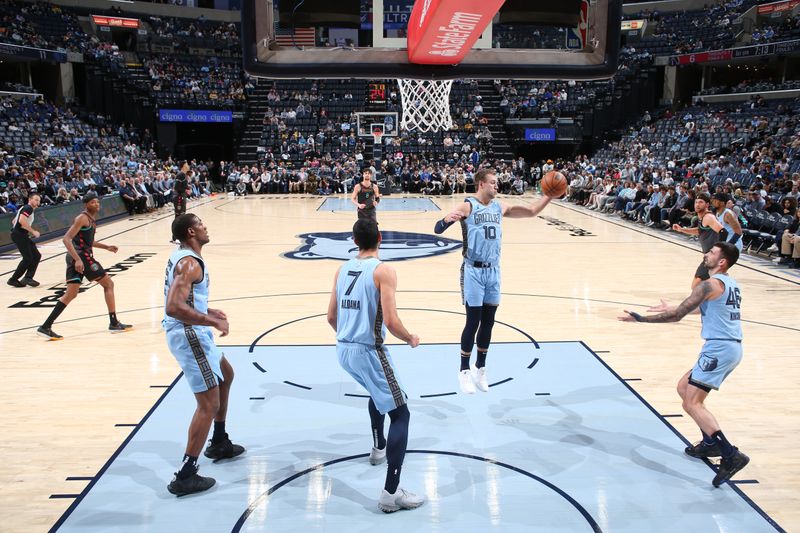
7 193 42 288
37 192 132 340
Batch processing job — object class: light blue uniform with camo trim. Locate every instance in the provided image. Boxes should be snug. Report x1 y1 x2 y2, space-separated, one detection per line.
335 256 406 414
460 197 503 307
717 208 743 251
163 247 223 393
691 273 743 391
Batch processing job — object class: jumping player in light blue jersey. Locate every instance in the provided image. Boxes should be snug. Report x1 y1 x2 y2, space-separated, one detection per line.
327 219 424 514
711 192 743 252
434 168 554 394
619 241 749 487
163 214 244 497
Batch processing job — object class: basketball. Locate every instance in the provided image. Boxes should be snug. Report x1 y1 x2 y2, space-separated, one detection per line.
541 171 567 198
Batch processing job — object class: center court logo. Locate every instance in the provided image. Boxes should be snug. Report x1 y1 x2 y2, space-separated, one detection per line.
284 231 461 261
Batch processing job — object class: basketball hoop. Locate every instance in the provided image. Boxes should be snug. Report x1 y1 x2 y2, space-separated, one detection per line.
397 78 454 133
372 128 383 145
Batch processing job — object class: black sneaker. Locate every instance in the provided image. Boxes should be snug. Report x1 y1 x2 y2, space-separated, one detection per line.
22 278 40 287
204 435 245 462
37 326 63 341
685 441 721 458
109 322 133 333
7 279 24 288
713 449 750 487
167 472 216 496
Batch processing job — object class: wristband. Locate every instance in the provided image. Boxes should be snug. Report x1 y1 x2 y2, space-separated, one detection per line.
434 218 455 234
729 233 741 245
628 311 644 322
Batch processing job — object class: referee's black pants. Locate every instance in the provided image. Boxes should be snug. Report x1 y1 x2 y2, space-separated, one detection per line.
11 231 41 281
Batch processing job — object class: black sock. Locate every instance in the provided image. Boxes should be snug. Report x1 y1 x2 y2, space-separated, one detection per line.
109 312 118 325
712 430 735 458
43 301 67 329
177 454 198 480
212 420 226 443
460 352 471 371
702 431 714 445
476 350 488 369
368 399 386 449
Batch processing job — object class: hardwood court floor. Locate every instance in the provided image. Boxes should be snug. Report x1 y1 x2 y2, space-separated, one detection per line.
1 193 797 532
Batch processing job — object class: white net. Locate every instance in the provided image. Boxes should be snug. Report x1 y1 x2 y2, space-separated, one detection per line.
397 79 454 133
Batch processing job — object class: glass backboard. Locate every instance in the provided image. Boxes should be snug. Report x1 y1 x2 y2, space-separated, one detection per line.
242 0 621 81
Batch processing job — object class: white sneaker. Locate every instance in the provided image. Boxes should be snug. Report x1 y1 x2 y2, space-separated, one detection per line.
767 244 779 252
369 446 386 465
471 365 489 392
378 488 425 513
458 369 476 394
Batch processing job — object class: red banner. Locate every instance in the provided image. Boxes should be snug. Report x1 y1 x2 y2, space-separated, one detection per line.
406 0 504 65
91 15 140 29
674 49 732 65
757 0 800 14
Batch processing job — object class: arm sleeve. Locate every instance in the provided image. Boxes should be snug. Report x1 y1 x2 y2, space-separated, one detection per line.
434 218 455 234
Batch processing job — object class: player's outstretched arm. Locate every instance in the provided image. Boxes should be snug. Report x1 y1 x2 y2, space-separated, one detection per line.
503 195 552 219
166 257 228 336
375 264 419 347
620 280 717 323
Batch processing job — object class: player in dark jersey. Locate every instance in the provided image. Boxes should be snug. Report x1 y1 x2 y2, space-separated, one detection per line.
672 192 724 288
351 168 381 223
37 192 132 340
7 193 42 287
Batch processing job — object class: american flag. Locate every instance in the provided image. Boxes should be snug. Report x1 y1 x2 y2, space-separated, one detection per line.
275 27 316 47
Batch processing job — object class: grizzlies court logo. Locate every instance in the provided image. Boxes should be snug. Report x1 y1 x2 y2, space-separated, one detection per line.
284 231 461 261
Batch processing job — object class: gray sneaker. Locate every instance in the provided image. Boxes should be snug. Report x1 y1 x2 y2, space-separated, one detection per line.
378 488 425 513
369 446 386 465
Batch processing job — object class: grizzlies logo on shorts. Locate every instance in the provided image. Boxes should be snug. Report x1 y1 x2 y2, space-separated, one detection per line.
690 340 742 391
699 355 718 372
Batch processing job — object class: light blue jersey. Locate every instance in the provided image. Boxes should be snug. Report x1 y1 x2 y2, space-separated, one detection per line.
689 273 744 390
717 208 743 251
163 247 221 393
460 197 503 264
700 273 742 341
335 256 406 413
163 248 209 331
459 198 503 306
335 256 386 346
